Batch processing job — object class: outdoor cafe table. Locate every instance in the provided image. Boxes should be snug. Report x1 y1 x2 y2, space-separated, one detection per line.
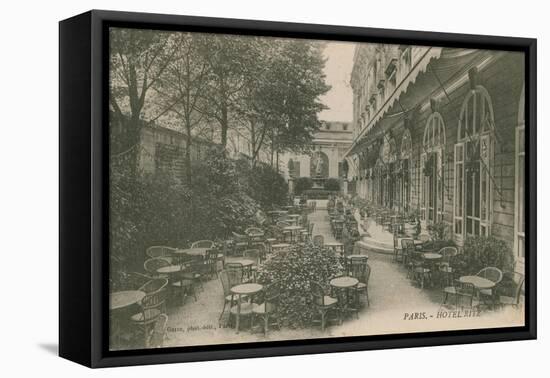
287 214 301 223
271 243 291 252
283 225 303 243
230 283 263 333
110 290 145 311
459 275 496 290
329 276 359 317
422 252 442 261
174 247 210 257
397 237 424 246
231 258 256 279
109 290 145 347
346 254 368 260
325 241 344 254
156 264 183 276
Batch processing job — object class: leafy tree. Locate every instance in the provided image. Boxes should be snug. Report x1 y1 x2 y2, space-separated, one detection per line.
152 33 211 182
198 35 258 148
110 28 181 177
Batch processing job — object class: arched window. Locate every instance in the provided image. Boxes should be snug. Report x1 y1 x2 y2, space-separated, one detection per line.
454 85 494 241
421 112 446 222
400 129 413 213
514 86 525 264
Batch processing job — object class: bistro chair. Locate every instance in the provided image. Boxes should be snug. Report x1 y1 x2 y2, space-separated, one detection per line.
170 264 197 304
126 271 153 290
148 314 168 348
225 262 247 284
276 221 292 243
408 250 431 289
349 259 371 307
477 267 503 306
252 281 281 336
438 246 458 286
146 246 175 263
181 256 205 291
231 232 249 256
310 281 340 331
313 234 324 247
191 240 215 249
393 233 403 263
218 269 247 326
243 249 261 280
245 227 265 247
499 271 525 309
143 258 170 278
130 285 167 348
138 278 168 314
203 249 219 279
442 279 477 308
400 238 415 267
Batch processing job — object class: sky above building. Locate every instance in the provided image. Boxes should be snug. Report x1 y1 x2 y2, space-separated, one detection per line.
318 41 356 123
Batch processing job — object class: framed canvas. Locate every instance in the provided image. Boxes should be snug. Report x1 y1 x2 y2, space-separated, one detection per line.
59 10 536 368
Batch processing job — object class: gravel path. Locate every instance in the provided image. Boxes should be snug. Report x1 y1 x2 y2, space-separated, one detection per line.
161 207 523 349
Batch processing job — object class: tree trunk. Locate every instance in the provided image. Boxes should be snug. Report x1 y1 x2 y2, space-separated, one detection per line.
220 102 228 148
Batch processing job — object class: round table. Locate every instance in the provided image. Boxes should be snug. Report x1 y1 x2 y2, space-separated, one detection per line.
325 242 344 253
287 214 301 225
329 276 359 317
459 275 496 290
330 276 359 289
156 264 182 275
347 254 368 260
423 253 442 260
109 290 146 348
110 290 145 311
230 283 263 333
271 243 291 253
174 248 210 257
283 225 303 243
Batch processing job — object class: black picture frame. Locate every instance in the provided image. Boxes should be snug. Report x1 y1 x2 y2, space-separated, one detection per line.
59 9 537 368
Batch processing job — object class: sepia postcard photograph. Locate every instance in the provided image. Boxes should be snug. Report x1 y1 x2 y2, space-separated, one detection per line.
108 26 527 351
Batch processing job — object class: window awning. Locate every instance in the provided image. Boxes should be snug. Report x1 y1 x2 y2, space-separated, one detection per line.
346 47 493 158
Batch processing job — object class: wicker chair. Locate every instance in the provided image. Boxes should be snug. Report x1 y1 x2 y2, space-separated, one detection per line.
393 233 403 263
438 246 458 286
131 285 168 348
401 238 415 267
181 257 205 291
277 221 292 243
225 262 246 284
243 249 261 281
477 267 503 306
408 250 431 289
231 232 248 256
191 240 215 249
148 314 168 348
203 249 219 279
218 269 246 326
442 279 476 308
349 259 371 307
499 271 525 308
143 258 171 278
311 282 340 331
313 234 324 247
252 282 281 336
170 265 197 304
146 246 174 263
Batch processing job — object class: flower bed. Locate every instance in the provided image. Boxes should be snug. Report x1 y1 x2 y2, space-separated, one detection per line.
257 243 343 328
